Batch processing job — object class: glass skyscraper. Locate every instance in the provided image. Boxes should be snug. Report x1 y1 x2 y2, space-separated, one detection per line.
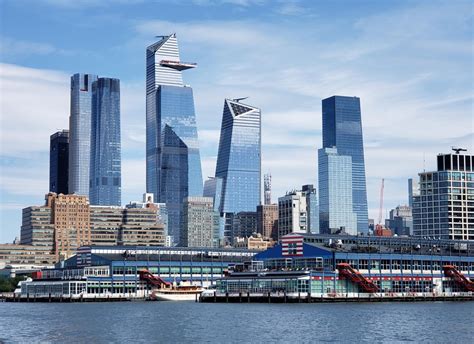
322 96 369 233
318 147 357 235
89 78 121 206
215 99 261 243
145 34 203 244
50 130 69 195
69 73 98 197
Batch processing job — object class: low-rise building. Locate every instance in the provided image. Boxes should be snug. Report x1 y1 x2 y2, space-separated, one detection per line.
233 233 273 251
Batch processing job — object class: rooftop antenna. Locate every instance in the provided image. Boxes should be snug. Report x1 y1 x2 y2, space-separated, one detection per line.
452 146 467 154
423 152 425 172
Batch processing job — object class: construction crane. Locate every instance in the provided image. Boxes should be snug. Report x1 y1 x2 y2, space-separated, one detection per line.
452 147 467 154
378 178 385 226
374 178 391 236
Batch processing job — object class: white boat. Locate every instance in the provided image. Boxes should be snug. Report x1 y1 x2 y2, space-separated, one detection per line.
151 287 203 301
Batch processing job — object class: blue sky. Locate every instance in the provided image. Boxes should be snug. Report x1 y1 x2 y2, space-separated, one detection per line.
0 0 473 242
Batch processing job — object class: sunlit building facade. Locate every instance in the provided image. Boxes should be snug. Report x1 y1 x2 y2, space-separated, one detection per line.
145 34 203 245
318 147 357 235
89 78 121 206
215 98 261 244
413 151 474 240
69 73 98 197
322 96 368 233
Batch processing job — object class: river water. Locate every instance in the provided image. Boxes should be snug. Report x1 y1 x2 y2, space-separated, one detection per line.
1 301 473 343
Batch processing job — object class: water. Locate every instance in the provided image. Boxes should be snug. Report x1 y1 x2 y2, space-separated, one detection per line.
1 301 473 343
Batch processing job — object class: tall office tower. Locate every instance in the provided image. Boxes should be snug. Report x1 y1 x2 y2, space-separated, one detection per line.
50 130 69 194
318 147 357 235
264 173 272 205
45 192 91 261
408 178 419 208
20 206 54 251
145 34 203 245
181 197 218 248
256 204 278 240
386 205 413 236
69 73 98 197
322 96 368 233
89 78 121 206
215 98 261 244
413 150 474 240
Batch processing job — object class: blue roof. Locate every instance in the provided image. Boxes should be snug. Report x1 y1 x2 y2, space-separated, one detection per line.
255 243 333 260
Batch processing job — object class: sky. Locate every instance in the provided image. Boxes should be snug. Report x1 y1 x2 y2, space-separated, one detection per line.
0 0 473 243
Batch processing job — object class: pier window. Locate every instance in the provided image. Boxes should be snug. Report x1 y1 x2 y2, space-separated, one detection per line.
392 260 401 271
380 260 390 270
370 260 379 270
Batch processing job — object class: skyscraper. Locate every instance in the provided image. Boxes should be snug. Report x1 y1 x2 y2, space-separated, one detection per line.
89 77 121 206
215 98 261 244
50 130 69 195
413 150 474 240
69 73 98 197
145 34 203 244
318 147 357 235
322 96 369 233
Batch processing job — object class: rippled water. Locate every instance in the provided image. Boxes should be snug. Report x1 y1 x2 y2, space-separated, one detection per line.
1 301 473 343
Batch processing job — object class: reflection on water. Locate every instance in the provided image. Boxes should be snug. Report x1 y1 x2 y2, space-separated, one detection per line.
1 302 473 343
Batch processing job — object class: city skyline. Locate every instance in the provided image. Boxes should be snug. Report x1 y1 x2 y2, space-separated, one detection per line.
0 0 473 242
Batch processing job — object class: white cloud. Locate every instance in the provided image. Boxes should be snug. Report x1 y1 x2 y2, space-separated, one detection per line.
1 1 473 241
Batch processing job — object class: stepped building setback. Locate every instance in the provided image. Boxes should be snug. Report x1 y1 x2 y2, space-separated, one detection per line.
146 34 203 245
322 96 369 233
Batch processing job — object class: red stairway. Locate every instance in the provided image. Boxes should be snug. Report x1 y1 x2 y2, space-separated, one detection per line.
337 263 379 293
443 265 474 292
138 270 171 287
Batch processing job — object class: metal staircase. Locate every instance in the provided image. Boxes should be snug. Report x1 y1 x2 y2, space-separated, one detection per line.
337 263 379 293
443 265 474 292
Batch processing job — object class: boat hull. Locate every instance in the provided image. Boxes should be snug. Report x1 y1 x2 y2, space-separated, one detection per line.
151 291 202 301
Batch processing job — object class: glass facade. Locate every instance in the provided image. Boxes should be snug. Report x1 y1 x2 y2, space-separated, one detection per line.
413 154 474 240
215 99 261 243
69 73 98 197
145 34 203 244
89 78 121 206
322 96 368 233
318 147 357 235
50 130 69 194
